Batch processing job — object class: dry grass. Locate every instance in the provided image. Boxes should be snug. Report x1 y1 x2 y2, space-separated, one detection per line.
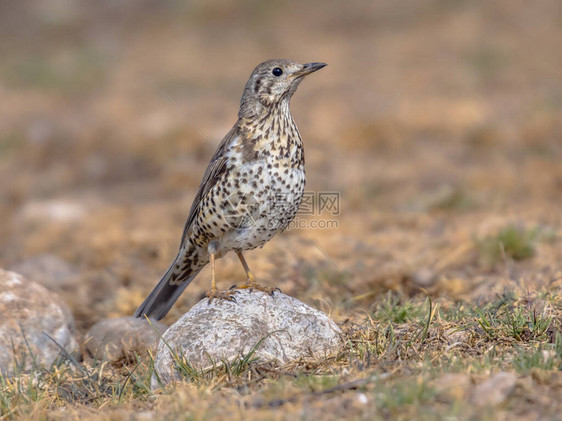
1 289 561 419
1 0 561 419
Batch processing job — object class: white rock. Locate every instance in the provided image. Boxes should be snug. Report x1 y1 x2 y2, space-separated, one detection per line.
152 290 343 388
412 268 436 287
85 316 168 363
0 269 78 375
356 393 369 405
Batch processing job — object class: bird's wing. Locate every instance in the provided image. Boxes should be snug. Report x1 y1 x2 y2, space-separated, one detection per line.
179 125 240 247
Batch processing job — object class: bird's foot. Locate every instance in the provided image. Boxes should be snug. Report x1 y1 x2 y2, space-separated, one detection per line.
206 288 239 304
235 281 281 296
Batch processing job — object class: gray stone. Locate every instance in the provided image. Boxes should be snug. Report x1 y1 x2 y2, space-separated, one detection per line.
18 199 86 224
445 327 470 345
85 316 168 363
412 268 436 287
152 289 343 388
0 269 78 375
10 254 78 291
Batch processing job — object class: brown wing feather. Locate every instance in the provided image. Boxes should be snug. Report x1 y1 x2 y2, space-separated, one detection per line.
179 125 240 246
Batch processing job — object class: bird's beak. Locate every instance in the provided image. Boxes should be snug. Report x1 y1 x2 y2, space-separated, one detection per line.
294 62 327 77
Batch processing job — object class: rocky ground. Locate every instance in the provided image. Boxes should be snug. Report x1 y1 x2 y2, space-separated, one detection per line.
0 1 561 419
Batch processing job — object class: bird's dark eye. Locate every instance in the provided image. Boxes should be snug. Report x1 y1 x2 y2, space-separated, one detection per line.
272 67 283 77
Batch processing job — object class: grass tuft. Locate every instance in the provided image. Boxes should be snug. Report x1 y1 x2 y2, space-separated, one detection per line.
1 289 560 419
476 225 538 266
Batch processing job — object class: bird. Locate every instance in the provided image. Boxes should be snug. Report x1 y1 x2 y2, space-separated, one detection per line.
134 59 326 320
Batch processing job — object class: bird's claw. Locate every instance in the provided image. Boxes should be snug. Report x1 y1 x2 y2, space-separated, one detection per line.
206 289 239 304
235 283 281 296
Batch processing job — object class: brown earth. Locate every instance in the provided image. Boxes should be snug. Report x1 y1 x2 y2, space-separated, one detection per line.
0 1 561 419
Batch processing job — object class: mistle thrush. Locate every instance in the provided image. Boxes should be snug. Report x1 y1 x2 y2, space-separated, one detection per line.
135 59 326 320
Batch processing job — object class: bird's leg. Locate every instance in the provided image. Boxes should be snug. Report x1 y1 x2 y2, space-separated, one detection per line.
206 242 237 303
235 251 281 295
237 251 257 287
209 251 218 293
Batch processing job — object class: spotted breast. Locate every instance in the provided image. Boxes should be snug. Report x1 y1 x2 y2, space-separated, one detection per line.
134 59 326 320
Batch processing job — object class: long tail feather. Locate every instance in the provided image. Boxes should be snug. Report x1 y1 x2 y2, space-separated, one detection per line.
134 259 203 321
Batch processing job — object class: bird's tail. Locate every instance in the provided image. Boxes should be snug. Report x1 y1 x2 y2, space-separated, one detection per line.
134 256 203 321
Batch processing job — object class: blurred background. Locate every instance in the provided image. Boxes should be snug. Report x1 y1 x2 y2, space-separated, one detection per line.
0 0 561 331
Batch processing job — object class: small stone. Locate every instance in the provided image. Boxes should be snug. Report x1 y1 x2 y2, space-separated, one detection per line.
445 328 469 344
152 289 343 388
412 268 436 287
134 411 157 421
470 372 517 407
0 269 78 375
356 393 369 405
18 199 86 224
10 254 78 291
542 349 556 362
85 316 168 363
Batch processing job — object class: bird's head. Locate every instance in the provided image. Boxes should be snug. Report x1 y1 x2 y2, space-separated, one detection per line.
239 59 326 118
